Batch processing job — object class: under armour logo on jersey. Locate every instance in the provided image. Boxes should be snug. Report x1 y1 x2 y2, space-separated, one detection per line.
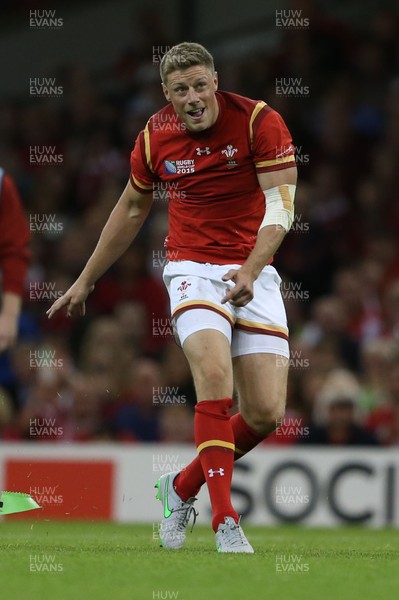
196 146 211 155
275 144 293 158
208 468 225 477
221 144 238 158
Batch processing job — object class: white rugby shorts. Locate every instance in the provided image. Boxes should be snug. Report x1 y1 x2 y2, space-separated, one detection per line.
163 261 289 358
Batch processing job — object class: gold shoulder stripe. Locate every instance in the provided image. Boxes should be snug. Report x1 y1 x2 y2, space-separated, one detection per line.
249 101 267 146
131 174 153 191
255 156 296 168
197 440 235 454
143 121 153 173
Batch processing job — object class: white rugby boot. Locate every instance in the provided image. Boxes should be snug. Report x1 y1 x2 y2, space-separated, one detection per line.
155 471 198 549
215 516 254 553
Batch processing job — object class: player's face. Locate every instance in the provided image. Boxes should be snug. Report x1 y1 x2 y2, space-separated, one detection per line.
162 66 219 132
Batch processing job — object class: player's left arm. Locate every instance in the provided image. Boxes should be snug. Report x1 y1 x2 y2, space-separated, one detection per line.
222 166 297 306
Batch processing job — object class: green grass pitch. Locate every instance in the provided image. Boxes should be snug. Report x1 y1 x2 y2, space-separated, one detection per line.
0 521 398 600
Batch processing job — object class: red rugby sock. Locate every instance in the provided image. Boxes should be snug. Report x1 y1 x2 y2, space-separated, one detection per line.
231 412 265 458
193 398 238 531
175 412 265 504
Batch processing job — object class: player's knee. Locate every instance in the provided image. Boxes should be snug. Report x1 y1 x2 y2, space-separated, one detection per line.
249 400 286 434
194 362 232 399
268 406 286 431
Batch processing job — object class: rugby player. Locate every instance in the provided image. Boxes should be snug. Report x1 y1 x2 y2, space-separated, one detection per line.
0 168 30 353
47 42 297 553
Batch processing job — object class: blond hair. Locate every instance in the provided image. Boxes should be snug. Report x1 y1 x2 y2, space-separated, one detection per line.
160 42 215 83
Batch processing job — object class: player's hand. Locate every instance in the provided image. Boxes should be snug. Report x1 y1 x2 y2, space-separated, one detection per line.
0 312 18 353
221 268 255 307
46 280 94 319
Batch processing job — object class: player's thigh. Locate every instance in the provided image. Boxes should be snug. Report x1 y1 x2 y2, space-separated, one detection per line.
232 264 289 427
233 350 289 429
177 309 234 401
163 261 236 401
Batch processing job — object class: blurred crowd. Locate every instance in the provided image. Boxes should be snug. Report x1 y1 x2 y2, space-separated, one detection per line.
1 3 399 445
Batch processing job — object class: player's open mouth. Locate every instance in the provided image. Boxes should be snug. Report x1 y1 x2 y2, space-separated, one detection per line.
187 108 205 120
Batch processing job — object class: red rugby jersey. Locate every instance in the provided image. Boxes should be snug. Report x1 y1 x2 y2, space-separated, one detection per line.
130 91 295 264
0 171 31 296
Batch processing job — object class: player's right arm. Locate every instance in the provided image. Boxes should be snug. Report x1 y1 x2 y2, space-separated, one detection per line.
46 180 152 318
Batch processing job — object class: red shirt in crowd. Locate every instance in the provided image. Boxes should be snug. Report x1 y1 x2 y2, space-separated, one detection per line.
0 169 30 296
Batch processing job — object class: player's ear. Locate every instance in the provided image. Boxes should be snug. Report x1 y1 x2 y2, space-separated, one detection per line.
213 71 218 91
162 83 171 102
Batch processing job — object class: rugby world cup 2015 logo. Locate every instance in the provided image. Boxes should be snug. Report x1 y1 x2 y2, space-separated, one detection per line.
164 159 195 174
164 160 177 174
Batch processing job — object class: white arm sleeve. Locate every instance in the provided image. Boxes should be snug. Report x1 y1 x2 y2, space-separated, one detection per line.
259 184 296 232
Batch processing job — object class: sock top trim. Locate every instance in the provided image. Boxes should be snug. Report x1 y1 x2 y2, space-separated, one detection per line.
197 440 235 454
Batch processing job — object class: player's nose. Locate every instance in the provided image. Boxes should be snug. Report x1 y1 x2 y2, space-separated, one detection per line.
187 87 200 104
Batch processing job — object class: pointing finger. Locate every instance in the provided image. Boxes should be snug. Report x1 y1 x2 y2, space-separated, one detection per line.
47 295 70 319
